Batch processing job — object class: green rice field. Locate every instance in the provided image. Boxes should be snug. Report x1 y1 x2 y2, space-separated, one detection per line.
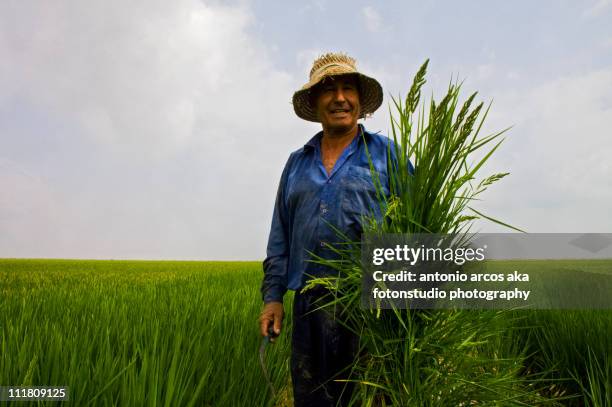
0 259 292 406
0 259 610 406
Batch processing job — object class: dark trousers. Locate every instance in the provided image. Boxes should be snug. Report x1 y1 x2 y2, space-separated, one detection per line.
291 286 359 407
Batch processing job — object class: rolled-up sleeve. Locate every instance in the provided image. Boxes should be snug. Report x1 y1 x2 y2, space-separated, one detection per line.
261 155 292 303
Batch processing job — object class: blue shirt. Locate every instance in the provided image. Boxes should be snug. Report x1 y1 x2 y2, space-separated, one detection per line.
261 124 410 303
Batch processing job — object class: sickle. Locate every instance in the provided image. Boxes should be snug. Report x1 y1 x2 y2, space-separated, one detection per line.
259 326 279 399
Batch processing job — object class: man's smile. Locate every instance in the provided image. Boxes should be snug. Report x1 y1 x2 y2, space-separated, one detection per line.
329 107 351 118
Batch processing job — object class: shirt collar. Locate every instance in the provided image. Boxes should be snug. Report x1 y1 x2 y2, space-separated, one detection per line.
303 124 370 152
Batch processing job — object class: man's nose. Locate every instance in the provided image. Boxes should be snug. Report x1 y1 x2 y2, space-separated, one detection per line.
333 87 347 102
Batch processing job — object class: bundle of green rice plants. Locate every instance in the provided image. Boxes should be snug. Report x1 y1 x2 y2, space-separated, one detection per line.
306 60 557 405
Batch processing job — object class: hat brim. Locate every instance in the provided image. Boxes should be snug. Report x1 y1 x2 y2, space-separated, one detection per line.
292 72 383 123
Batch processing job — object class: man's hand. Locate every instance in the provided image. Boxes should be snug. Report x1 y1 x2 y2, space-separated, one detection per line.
259 301 284 342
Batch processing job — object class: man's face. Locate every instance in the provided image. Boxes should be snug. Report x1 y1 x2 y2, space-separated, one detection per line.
314 75 361 133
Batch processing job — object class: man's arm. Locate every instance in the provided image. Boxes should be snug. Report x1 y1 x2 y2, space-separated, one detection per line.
259 155 292 338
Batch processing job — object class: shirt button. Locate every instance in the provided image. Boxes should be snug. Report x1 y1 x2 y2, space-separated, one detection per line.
321 208 328 214
327 179 331 184
320 241 325 247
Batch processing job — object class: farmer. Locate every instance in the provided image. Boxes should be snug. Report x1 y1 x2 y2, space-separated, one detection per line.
259 52 396 406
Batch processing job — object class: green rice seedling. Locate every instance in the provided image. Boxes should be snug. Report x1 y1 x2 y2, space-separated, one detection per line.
305 60 559 405
511 309 612 407
0 259 292 406
497 259 612 405
579 347 611 407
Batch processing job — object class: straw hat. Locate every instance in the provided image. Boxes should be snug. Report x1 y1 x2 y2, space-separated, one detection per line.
292 52 383 122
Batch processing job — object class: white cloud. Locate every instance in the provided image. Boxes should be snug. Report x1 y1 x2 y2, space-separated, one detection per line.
0 1 297 159
299 0 327 14
0 0 310 259
362 6 382 33
582 0 612 18
475 68 612 232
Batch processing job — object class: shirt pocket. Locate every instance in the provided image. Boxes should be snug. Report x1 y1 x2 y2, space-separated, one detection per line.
286 172 319 213
340 165 389 221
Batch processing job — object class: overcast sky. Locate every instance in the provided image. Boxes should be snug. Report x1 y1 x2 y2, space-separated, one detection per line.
1 0 611 260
